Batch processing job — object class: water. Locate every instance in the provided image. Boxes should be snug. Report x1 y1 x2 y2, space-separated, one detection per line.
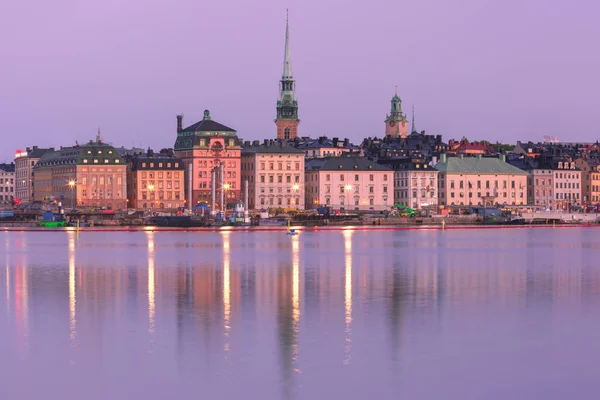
2 227 600 399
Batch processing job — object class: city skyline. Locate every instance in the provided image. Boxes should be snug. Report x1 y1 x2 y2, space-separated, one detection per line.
2 0 599 162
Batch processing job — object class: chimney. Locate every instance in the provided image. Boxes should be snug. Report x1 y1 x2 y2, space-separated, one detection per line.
167 148 174 156
148 148 154 157
319 136 325 144
176 115 183 133
343 138 349 147
253 140 259 146
263 139 268 146
244 140 250 147
499 154 506 162
333 137 339 147
32 146 37 150
440 153 447 163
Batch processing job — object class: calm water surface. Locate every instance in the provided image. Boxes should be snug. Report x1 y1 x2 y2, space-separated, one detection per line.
2 228 600 399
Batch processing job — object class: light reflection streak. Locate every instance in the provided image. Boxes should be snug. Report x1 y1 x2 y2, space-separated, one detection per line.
5 233 10 314
222 231 231 352
146 231 156 337
292 235 300 364
343 229 353 364
14 234 28 355
68 232 77 345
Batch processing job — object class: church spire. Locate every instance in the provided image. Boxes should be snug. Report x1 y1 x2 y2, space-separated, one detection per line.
282 9 292 79
411 105 417 134
275 10 299 140
96 127 103 143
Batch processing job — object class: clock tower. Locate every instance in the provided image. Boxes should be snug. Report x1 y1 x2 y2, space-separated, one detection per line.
275 12 299 140
385 90 408 138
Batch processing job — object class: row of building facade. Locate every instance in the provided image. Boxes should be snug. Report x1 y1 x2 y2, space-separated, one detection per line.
4 16 596 212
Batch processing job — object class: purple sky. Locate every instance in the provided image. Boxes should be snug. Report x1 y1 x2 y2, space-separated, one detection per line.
1 0 599 161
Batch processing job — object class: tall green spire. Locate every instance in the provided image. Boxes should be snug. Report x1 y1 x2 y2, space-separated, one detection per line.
411 105 417 134
276 10 298 121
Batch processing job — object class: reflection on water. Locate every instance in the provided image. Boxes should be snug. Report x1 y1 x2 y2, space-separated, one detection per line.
343 229 353 365
222 230 231 352
2 228 600 399
147 231 155 337
68 231 77 345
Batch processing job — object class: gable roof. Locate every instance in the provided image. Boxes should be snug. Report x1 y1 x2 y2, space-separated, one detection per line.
435 156 527 175
180 119 235 133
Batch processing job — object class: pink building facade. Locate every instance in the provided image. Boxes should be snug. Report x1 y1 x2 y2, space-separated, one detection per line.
305 157 393 211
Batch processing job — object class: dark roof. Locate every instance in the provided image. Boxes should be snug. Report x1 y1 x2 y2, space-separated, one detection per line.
377 157 438 171
127 151 184 171
242 142 304 155
306 156 391 172
34 140 124 169
180 112 236 133
16 146 52 159
0 163 15 173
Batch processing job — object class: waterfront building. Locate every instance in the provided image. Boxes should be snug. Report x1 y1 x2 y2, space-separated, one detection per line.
435 154 528 207
241 140 305 210
384 91 408 138
551 159 582 209
377 156 438 209
589 164 600 204
125 149 185 209
173 110 241 210
275 15 300 140
14 145 52 203
33 135 127 209
0 163 15 205
508 156 555 209
293 136 360 158
574 158 598 204
305 156 393 211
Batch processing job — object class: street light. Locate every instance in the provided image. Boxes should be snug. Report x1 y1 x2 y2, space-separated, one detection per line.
68 180 76 209
147 184 155 209
344 184 353 210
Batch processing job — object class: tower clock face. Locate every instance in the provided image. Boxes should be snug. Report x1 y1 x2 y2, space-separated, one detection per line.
389 120 396 127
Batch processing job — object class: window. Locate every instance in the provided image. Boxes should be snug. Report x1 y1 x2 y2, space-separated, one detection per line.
355 174 359 182
284 128 291 140
369 187 374 193
369 175 374 182
340 174 345 181
326 174 331 182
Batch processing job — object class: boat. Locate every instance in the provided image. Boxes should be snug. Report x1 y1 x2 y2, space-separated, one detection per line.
286 219 298 236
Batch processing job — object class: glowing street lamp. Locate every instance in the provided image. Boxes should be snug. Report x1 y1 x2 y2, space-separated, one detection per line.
292 184 300 191
67 180 76 208
223 183 231 191
344 184 353 211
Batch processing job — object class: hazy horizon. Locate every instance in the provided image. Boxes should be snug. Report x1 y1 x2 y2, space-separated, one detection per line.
1 0 599 162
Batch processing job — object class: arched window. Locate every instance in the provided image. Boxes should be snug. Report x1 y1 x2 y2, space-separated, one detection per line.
284 127 291 140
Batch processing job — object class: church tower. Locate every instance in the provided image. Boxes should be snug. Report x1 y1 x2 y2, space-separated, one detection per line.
385 89 408 138
275 12 299 140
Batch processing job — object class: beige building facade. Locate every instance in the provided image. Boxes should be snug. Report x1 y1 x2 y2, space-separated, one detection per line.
14 146 51 203
0 164 15 205
33 139 127 209
553 160 581 209
436 155 528 207
241 141 305 210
